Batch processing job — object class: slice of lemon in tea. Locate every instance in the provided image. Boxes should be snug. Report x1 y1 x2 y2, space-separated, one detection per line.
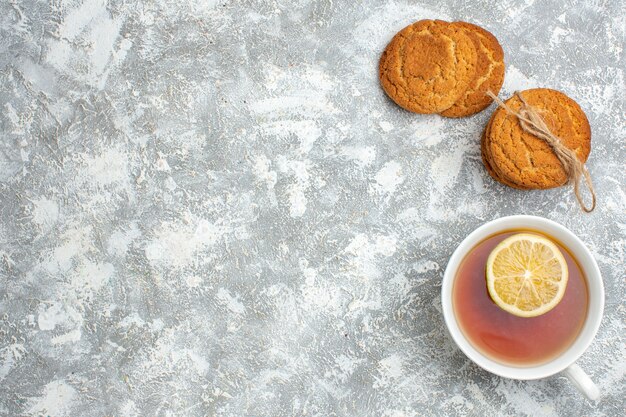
486 233 569 318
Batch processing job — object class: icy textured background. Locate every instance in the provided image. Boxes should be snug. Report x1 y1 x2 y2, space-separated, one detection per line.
0 0 624 416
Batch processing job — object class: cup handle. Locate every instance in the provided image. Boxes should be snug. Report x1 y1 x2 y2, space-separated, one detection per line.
563 363 600 401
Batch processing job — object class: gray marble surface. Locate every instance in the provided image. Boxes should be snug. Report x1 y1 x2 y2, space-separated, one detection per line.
1 0 624 416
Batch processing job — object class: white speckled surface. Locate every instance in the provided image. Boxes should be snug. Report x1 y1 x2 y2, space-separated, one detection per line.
0 0 624 416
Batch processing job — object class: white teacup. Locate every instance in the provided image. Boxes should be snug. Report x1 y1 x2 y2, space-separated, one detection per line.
441 215 604 400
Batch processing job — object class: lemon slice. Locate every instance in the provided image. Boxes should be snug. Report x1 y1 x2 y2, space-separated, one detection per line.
486 233 568 317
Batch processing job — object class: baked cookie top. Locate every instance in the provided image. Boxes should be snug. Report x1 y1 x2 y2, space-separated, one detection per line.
485 88 591 189
379 20 477 114
481 118 530 190
440 22 505 118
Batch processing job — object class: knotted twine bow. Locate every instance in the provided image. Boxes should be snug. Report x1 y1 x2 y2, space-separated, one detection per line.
486 90 596 213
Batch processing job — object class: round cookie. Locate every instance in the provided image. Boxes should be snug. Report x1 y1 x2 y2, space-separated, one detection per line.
440 22 505 118
379 20 478 114
485 88 591 189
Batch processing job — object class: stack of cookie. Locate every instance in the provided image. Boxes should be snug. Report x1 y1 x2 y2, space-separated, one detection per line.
481 88 591 190
379 20 504 118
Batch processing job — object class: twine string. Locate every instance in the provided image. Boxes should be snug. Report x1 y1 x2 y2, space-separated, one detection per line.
486 90 596 213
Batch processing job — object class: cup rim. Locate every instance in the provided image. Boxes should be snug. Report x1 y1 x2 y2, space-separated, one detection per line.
441 215 604 380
